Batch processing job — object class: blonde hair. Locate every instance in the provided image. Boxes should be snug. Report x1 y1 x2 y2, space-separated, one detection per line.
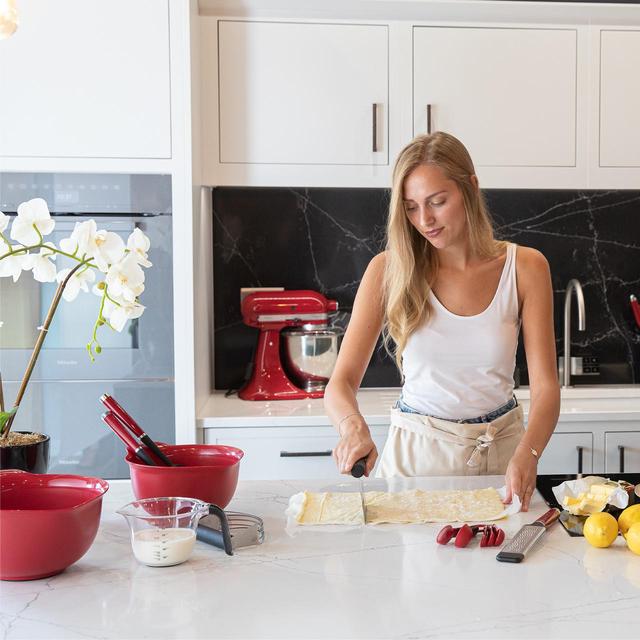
382 131 507 373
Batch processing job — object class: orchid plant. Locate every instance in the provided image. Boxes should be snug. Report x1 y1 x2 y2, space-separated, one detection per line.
0 198 152 438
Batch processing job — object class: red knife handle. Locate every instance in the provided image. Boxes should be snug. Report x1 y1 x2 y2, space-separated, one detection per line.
534 508 561 528
101 394 173 466
101 411 154 465
101 394 143 437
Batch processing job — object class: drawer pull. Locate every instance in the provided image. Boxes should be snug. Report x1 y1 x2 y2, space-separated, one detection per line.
280 450 333 458
576 446 583 474
619 445 625 473
426 103 432 134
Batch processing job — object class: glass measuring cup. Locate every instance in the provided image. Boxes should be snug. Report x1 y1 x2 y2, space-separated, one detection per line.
117 497 231 566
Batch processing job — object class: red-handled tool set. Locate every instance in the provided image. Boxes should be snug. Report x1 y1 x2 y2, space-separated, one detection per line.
436 523 505 548
100 393 174 467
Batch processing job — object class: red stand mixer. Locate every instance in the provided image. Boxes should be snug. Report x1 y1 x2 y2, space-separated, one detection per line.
238 290 343 401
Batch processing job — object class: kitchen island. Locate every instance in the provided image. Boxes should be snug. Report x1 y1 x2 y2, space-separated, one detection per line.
1 476 638 639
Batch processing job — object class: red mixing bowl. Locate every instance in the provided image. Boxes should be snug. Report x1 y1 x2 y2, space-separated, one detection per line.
0 470 109 581
125 444 244 508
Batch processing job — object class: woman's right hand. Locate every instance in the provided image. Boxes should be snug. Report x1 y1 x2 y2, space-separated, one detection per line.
332 416 378 477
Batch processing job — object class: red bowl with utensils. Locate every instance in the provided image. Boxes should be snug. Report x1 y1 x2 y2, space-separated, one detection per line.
0 470 109 581
125 444 244 508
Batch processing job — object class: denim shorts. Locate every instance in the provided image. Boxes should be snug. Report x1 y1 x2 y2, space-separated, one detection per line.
394 395 518 424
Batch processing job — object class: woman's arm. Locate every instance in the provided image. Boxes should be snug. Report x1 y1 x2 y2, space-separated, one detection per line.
324 252 386 476
505 247 561 511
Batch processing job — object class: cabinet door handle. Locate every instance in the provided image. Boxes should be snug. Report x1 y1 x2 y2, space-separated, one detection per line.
576 446 584 474
426 104 432 134
280 450 333 458
619 445 625 473
372 103 378 152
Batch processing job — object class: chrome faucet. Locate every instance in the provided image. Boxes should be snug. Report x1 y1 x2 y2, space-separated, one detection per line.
561 279 586 388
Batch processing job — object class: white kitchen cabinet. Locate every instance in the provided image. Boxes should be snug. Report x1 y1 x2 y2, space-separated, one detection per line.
205 426 389 480
604 431 640 473
537 432 594 475
0 0 171 159
412 27 578 170
599 30 640 168
216 20 388 166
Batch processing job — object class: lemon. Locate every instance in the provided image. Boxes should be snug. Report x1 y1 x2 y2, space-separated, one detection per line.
583 512 618 548
618 504 640 536
626 522 640 555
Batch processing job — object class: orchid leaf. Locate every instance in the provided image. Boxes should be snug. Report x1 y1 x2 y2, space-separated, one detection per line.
0 407 17 435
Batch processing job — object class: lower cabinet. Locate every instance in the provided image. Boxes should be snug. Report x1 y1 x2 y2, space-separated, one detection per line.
204 422 640 480
604 431 640 473
204 426 390 480
537 432 594 475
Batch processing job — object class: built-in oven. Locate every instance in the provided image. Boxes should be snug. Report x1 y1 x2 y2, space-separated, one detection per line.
0 173 174 478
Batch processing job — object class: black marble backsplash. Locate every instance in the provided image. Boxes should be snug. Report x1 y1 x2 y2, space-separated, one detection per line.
212 188 640 390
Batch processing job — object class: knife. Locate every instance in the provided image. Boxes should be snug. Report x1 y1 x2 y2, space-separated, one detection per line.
496 508 561 563
350 457 368 524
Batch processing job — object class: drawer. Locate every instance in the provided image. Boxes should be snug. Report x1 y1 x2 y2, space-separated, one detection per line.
537 432 594 475
205 429 389 481
605 431 640 473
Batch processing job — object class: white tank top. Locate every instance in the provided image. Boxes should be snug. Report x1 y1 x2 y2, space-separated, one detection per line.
401 243 520 420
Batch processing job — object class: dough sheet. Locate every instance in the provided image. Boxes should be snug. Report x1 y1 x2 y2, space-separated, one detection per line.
295 490 365 525
288 487 506 525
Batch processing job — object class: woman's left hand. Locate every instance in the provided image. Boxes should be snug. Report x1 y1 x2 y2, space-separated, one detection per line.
504 446 538 512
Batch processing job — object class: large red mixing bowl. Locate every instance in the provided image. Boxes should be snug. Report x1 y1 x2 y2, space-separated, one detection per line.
0 470 109 581
125 444 244 508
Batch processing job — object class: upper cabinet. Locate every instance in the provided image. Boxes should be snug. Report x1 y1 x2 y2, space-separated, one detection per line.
0 0 171 161
202 19 390 187
218 21 388 166
413 27 577 170
598 30 640 168
197 10 640 189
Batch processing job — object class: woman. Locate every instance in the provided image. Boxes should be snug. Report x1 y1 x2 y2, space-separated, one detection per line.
324 131 560 512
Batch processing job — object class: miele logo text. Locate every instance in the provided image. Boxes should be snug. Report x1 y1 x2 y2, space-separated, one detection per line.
56 360 78 365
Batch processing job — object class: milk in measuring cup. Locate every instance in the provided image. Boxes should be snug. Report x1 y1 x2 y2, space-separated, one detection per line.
132 528 196 566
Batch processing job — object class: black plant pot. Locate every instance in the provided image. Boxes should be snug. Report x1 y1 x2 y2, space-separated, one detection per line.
0 432 50 473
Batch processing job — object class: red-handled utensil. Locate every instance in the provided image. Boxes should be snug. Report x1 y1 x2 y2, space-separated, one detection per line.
496 507 561 563
101 411 155 466
436 523 505 548
630 295 640 328
100 394 174 466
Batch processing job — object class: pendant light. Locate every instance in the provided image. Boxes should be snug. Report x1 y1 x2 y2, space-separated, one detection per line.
0 0 18 40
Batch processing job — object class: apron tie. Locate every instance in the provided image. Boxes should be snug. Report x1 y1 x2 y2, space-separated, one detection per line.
466 427 497 467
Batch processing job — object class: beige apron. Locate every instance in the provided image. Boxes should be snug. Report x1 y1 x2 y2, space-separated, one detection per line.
375 404 525 478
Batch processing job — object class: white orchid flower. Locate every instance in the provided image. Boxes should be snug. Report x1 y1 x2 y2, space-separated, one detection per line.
127 228 152 268
102 296 145 332
25 243 57 283
59 220 124 272
105 253 145 303
10 198 55 246
0 211 9 234
56 266 96 301
0 248 28 282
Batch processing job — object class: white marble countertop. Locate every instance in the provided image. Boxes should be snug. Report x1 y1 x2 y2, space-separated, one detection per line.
2 476 638 639
197 386 640 428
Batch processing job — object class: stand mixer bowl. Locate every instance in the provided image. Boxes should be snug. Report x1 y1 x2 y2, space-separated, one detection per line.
281 324 344 392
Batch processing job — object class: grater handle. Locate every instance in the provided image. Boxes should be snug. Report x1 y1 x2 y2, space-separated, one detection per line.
534 508 561 528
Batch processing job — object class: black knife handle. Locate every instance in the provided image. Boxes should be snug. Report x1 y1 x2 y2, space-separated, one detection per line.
351 457 367 478
139 434 175 466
